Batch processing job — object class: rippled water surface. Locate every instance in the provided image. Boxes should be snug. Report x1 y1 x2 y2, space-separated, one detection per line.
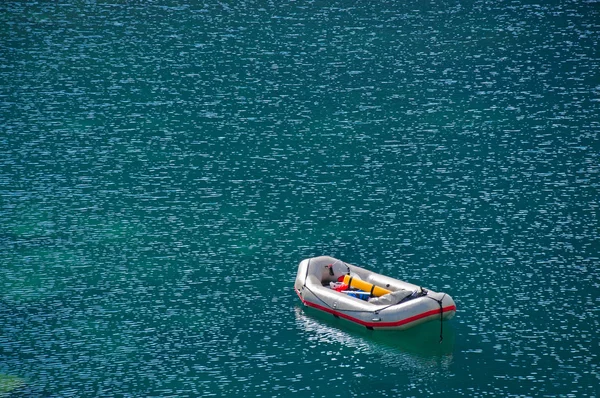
1 0 599 396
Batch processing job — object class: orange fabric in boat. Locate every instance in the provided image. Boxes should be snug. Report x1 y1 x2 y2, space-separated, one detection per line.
342 275 391 297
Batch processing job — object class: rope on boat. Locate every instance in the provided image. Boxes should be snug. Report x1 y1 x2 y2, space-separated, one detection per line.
426 293 446 343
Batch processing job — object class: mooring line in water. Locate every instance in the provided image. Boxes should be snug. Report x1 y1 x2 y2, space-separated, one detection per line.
426 293 446 343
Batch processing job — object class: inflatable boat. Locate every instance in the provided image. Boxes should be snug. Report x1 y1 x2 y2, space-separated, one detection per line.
294 256 456 335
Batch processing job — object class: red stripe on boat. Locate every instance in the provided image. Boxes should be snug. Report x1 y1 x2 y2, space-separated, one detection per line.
295 288 456 329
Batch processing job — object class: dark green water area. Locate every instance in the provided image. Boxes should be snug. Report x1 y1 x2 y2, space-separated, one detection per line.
1 0 599 396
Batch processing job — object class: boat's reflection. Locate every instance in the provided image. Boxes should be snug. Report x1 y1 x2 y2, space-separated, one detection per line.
294 306 455 373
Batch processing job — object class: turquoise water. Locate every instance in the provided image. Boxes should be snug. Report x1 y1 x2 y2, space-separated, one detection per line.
1 0 599 396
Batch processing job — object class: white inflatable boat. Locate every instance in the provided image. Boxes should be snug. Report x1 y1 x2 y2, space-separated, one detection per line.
294 256 456 334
